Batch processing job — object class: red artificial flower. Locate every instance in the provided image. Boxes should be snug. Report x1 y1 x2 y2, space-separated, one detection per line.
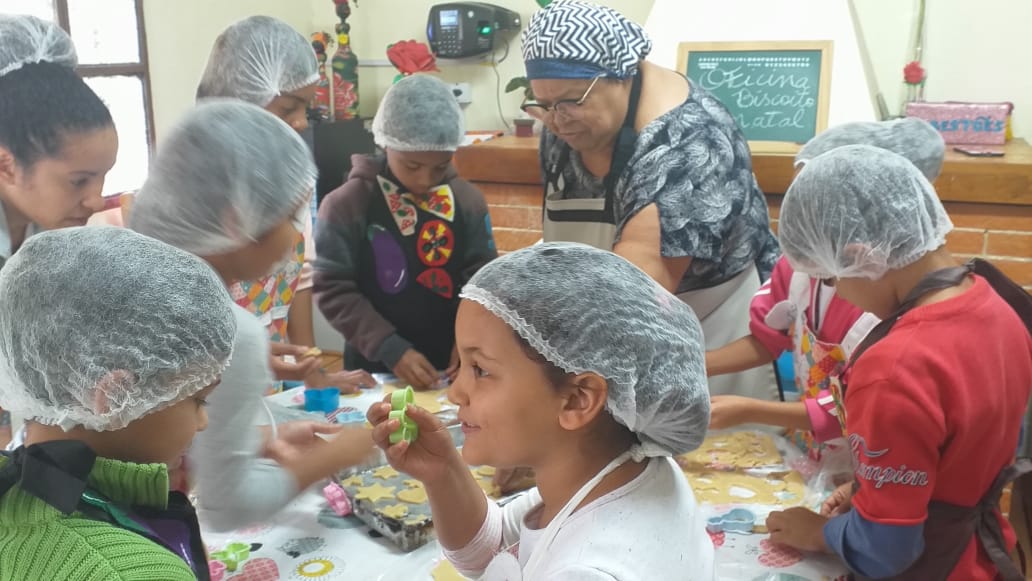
387 40 439 76
903 61 926 85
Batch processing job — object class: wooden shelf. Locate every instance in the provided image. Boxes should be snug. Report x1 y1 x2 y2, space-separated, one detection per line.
454 135 1032 206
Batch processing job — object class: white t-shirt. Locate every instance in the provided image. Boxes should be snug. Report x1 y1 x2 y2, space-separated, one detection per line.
447 456 715 580
189 304 298 531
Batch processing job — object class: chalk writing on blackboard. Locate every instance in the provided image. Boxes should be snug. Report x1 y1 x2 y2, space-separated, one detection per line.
696 56 815 131
679 43 832 146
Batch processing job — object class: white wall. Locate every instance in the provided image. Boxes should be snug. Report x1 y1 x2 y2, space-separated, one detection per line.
143 0 315 140
142 0 1030 139
867 0 1032 139
304 0 1030 138
299 0 651 131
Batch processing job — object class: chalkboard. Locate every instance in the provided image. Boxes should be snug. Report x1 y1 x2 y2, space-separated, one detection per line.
677 41 833 151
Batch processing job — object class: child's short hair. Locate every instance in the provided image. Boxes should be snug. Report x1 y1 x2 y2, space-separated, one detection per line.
780 145 952 281
0 227 236 431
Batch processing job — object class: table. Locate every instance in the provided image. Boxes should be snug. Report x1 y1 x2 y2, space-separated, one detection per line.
200 383 848 580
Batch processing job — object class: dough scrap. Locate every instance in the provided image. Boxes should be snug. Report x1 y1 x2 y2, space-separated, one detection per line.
684 470 806 505
371 466 400 480
678 432 784 471
432 560 470 581
354 483 396 503
397 486 429 504
380 503 410 519
340 475 364 487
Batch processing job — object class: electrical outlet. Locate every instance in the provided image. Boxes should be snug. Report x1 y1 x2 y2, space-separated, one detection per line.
451 83 472 104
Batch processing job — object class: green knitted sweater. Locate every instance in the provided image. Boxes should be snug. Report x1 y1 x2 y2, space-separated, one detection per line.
0 455 196 580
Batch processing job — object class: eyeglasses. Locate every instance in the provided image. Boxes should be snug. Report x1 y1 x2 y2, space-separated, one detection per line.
520 75 603 121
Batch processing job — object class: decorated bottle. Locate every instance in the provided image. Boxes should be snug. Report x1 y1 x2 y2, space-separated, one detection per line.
310 32 331 122
331 0 360 120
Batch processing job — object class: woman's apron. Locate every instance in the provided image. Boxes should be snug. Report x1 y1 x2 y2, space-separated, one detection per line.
541 75 776 402
830 260 1032 580
0 441 211 580
229 233 306 394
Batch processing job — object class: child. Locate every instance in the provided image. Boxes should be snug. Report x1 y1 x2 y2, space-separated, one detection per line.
316 74 497 390
705 118 944 460
0 226 236 580
0 14 118 447
368 242 714 579
195 16 375 392
765 146 1032 580
129 101 374 531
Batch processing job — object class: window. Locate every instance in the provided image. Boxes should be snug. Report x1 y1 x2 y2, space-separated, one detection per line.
13 0 153 196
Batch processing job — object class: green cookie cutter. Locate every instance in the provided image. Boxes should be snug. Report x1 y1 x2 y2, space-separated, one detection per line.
389 386 418 444
210 541 250 572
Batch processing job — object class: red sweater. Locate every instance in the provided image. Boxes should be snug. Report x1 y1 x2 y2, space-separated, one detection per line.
847 275 1032 580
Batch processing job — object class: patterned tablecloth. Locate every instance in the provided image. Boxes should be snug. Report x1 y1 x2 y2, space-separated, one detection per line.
200 381 849 581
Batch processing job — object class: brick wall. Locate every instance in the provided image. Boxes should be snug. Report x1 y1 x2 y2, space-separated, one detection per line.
481 186 1032 292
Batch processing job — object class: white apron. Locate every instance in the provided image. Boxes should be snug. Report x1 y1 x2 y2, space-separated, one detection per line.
542 190 777 401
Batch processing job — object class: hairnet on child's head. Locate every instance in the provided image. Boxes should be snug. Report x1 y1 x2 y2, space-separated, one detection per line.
372 74 464 152
795 118 946 181
0 227 236 432
460 243 710 457
196 15 318 107
129 100 317 255
779 145 953 281
0 14 77 77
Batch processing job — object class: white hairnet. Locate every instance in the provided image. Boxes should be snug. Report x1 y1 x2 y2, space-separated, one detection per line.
130 100 317 255
460 243 710 457
196 15 318 107
0 13 77 78
779 145 953 280
0 227 236 432
795 118 946 181
372 74 464 152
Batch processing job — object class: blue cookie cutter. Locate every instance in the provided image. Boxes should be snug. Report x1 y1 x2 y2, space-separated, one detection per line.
304 387 341 414
706 508 757 534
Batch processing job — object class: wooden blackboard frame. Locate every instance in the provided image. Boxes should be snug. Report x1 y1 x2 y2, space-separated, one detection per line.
677 41 834 154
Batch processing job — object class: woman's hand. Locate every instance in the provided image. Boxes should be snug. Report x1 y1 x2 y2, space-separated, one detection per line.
269 342 322 381
821 482 855 517
306 368 377 393
708 395 757 430
392 349 439 391
367 398 460 484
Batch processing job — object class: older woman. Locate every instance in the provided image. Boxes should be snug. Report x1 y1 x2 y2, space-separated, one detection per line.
521 0 780 400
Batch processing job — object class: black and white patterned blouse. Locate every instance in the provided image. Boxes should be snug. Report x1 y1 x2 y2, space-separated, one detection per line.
540 79 780 293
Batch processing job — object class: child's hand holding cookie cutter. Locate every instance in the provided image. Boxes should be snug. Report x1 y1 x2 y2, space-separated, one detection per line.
389 386 419 444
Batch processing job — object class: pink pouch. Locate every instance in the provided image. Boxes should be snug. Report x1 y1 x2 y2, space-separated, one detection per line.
905 101 1010 145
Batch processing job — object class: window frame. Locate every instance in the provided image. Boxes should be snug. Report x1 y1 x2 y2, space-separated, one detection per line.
55 0 156 148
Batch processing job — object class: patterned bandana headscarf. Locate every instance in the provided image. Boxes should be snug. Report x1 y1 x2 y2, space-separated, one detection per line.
521 0 652 80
